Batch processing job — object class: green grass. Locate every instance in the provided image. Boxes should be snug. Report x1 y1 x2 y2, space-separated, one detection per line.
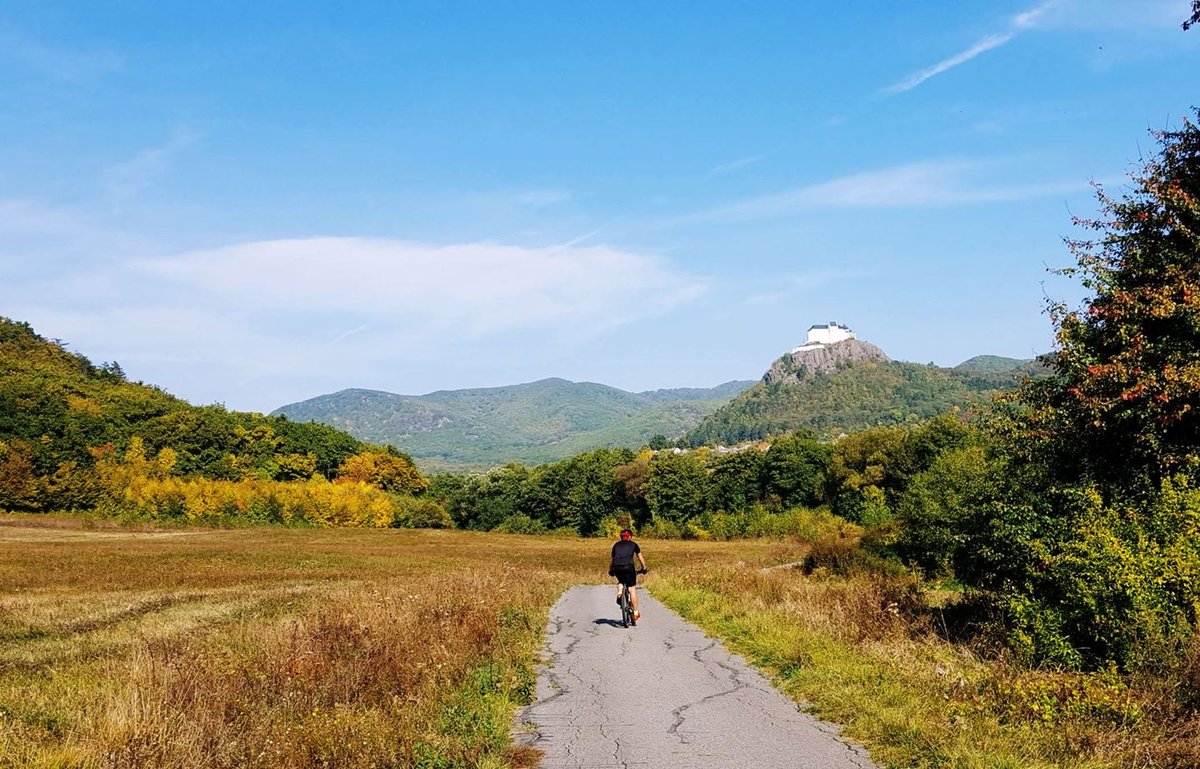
651 568 1167 769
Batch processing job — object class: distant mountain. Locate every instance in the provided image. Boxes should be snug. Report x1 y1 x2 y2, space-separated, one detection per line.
954 355 1041 373
686 340 1039 446
272 378 756 470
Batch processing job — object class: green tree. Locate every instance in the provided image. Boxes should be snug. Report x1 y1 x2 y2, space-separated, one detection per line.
993 115 1200 492
707 449 765 512
762 433 830 508
644 451 708 523
959 114 1200 668
827 426 907 521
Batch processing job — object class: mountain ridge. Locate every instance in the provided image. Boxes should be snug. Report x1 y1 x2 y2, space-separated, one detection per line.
271 377 757 470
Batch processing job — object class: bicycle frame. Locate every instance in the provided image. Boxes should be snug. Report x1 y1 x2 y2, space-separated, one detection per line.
617 582 636 627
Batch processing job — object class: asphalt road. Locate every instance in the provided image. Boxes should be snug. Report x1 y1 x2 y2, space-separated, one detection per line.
515 585 880 769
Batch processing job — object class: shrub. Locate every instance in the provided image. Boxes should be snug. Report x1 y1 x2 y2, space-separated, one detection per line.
492 514 546 535
391 495 453 529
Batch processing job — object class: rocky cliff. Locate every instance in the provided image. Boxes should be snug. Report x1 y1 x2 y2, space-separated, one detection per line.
762 339 891 384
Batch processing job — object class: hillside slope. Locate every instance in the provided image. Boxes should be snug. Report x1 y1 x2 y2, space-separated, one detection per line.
686 341 1038 445
0 317 367 491
273 378 755 469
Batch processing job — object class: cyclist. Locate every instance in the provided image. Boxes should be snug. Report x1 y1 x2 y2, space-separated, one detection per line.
610 528 647 621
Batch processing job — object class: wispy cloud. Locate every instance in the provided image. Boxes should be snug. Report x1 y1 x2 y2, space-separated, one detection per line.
707 154 766 176
508 189 572 208
0 26 123 81
884 1 1060 94
103 128 198 211
694 159 1085 222
744 269 872 306
0 197 151 267
0 237 707 408
133 237 705 336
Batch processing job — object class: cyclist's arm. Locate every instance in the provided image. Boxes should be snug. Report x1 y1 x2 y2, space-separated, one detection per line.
636 552 647 570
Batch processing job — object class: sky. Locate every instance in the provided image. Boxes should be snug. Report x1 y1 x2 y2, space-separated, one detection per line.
1 1 1197 413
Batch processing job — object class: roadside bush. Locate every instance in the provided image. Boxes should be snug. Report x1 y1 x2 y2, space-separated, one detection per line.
595 515 627 539
962 476 1200 669
895 444 1002 576
803 532 907 578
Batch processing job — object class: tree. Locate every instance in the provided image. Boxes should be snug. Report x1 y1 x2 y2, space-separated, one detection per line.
1020 111 1200 486
956 113 1200 668
762 433 830 508
1186 1 1200 30
335 449 427 494
643 451 709 523
707 449 765 512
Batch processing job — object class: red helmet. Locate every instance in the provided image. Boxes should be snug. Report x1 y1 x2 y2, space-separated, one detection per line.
619 529 633 539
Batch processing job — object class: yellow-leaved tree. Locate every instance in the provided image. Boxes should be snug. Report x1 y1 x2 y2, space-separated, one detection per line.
335 449 427 495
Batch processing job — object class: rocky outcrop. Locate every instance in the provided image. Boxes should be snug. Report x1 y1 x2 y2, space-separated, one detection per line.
762 339 891 384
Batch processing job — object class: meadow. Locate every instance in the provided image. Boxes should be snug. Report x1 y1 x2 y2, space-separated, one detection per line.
3 515 1196 769
0 516 787 768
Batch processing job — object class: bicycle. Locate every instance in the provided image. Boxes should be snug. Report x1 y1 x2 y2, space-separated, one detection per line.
617 568 648 628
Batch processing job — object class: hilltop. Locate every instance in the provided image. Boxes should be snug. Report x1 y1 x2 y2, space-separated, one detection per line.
686 328 1041 445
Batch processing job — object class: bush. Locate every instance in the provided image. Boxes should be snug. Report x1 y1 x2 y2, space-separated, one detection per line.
492 514 546 535
390 495 453 529
962 476 1200 669
640 518 683 539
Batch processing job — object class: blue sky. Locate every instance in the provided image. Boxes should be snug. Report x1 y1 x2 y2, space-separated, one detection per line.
1 1 1197 413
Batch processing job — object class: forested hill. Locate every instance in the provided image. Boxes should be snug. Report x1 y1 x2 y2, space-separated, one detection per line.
686 346 1041 446
0 317 368 490
272 378 755 470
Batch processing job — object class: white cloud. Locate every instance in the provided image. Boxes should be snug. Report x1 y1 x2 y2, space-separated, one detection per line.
0 197 151 267
884 1 1061 94
103 128 197 210
696 160 1085 221
885 33 1015 94
2 237 706 408
134 236 703 335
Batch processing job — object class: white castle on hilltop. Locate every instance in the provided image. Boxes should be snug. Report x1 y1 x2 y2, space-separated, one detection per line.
791 321 855 353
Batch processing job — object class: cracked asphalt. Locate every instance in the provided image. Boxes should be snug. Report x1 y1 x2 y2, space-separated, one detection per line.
516 585 880 768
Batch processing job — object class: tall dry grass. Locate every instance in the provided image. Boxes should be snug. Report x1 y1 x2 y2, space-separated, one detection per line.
0 516 771 768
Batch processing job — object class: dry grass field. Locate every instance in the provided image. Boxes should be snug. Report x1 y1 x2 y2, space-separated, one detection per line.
6 515 1193 769
0 516 793 769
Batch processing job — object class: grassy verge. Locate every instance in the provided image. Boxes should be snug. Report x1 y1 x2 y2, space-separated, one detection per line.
0 516 775 768
651 564 1183 769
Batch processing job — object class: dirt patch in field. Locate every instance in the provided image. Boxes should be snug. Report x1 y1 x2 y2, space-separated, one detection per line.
0 517 198 542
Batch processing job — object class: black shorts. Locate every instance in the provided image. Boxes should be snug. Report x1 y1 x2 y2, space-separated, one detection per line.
613 567 637 587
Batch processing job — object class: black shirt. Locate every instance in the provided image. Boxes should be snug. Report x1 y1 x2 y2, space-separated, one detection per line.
611 539 640 568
